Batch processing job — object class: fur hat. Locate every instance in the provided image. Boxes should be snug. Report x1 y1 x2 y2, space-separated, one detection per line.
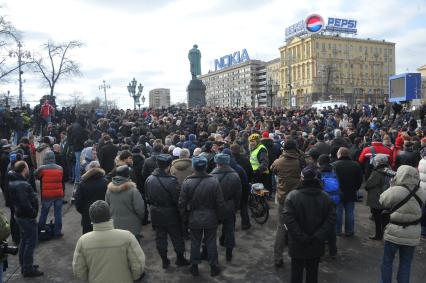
89 200 111 224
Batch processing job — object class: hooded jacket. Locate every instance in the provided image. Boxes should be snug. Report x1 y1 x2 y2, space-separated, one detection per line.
34 151 64 200
35 143 51 169
170 158 193 186
271 150 302 203
73 220 145 283
380 165 426 246
105 180 145 236
75 168 108 229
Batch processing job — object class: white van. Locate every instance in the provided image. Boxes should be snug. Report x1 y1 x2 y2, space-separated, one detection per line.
311 100 348 109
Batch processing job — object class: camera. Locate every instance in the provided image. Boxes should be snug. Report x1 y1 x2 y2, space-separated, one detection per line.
0 241 19 256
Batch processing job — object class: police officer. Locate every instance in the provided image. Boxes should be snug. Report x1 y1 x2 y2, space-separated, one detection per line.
249 133 269 186
211 153 242 262
179 156 225 277
145 154 190 269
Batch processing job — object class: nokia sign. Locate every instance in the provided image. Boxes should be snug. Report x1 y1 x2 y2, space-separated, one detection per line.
285 14 358 41
214 49 250 71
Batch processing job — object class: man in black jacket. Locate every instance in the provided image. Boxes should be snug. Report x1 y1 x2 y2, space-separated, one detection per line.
97 134 118 175
211 153 242 262
8 161 43 278
283 165 335 283
145 154 189 269
67 118 88 185
395 141 420 169
332 147 363 237
179 156 225 277
141 141 163 187
74 161 108 234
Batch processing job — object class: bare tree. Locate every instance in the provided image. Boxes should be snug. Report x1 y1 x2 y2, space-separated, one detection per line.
33 40 83 97
0 13 25 81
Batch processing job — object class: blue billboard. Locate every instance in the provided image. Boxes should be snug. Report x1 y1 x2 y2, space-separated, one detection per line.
389 73 422 102
214 49 250 71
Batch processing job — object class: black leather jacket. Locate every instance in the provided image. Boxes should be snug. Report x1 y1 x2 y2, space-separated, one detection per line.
8 171 38 219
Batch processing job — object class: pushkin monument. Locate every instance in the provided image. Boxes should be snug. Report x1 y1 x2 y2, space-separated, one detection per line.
187 44 206 107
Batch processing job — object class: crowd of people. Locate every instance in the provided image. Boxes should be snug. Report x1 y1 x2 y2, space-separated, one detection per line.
0 98 425 282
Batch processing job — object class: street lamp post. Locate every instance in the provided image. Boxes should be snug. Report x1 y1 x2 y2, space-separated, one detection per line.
99 80 110 111
127 78 143 110
9 39 32 108
141 95 146 108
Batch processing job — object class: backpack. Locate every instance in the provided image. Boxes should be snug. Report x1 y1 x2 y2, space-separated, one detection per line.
38 220 55 241
321 171 340 205
0 210 11 241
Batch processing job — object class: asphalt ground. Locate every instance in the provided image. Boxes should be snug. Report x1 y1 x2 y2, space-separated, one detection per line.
1 183 425 283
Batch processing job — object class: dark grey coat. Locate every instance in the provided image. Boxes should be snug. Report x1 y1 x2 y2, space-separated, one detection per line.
178 172 225 230
211 166 242 218
145 168 181 226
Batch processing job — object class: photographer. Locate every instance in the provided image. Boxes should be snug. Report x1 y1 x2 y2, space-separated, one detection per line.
0 209 13 283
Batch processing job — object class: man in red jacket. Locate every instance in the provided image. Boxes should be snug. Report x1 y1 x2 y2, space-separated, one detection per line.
34 151 64 238
358 133 392 178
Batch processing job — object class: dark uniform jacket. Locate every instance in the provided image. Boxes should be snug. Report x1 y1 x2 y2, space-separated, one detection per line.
8 171 38 219
75 168 108 228
145 168 181 226
211 166 242 217
179 171 225 230
283 179 336 259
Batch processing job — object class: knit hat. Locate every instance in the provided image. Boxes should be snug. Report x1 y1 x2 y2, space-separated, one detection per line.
301 165 318 180
214 153 230 165
189 134 196 142
172 147 181 157
43 150 56 165
89 200 111 224
372 154 388 168
192 156 208 171
262 131 270 138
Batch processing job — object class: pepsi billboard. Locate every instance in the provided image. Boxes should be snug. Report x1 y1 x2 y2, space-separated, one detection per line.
285 14 358 41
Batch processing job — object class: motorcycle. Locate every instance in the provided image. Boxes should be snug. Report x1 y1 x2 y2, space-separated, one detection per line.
248 183 270 224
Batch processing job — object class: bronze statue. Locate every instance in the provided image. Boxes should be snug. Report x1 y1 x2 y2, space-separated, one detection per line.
188 44 201 79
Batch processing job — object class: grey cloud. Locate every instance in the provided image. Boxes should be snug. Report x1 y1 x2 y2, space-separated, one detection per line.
81 66 115 80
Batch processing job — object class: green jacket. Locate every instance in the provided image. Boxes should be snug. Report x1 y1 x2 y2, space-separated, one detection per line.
72 220 145 283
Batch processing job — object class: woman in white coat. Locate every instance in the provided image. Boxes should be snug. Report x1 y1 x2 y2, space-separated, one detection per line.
379 165 426 283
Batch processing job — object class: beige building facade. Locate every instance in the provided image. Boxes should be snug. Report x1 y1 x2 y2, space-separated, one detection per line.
417 65 426 102
149 88 170 109
279 35 396 107
265 58 281 107
200 60 267 107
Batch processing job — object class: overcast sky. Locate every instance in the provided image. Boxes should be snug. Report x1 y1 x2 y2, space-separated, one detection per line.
1 0 425 108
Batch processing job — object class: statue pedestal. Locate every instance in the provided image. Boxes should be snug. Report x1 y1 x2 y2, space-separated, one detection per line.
187 79 206 108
